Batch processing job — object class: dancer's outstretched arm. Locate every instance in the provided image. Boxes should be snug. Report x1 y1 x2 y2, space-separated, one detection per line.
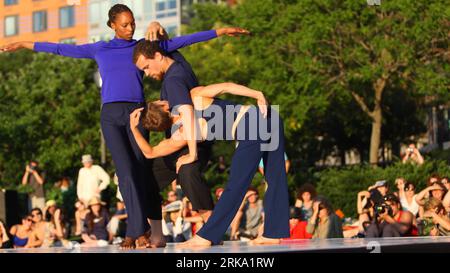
130 108 187 159
191 83 269 118
159 27 250 53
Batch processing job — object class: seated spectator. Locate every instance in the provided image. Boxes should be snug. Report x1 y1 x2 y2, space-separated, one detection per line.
402 144 424 165
306 197 343 239
165 190 179 205
107 200 128 241
74 200 89 236
26 208 48 248
182 197 204 236
9 215 34 248
43 200 58 222
294 183 317 222
162 200 192 243
416 182 447 207
29 207 67 248
426 174 441 187
289 207 312 239
231 187 264 241
81 197 110 247
441 177 450 191
366 194 414 238
346 190 377 238
398 181 420 218
0 220 11 249
418 197 450 236
368 180 389 197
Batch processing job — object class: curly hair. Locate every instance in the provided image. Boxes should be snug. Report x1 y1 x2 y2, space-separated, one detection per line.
296 183 317 201
141 102 172 132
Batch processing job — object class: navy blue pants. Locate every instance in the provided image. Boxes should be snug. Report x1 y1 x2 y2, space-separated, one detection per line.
101 102 161 239
197 108 290 245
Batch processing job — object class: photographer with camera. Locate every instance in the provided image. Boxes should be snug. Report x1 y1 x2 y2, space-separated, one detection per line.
21 160 46 210
402 144 424 165
366 194 414 238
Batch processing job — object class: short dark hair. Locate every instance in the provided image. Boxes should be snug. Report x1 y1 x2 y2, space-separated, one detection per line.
141 102 172 132
133 40 167 64
107 4 133 28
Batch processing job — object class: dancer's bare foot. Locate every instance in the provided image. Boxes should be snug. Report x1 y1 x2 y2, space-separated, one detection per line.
119 237 136 250
147 233 166 248
176 235 212 248
135 234 151 249
249 236 281 245
147 239 167 248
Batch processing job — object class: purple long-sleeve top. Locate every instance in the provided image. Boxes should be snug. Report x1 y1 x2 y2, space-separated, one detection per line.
34 30 217 104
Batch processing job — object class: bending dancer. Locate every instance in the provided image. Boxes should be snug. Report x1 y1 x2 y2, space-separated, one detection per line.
129 74 290 246
1 4 248 249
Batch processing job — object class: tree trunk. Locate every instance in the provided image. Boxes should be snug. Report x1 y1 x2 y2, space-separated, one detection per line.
369 108 382 166
369 77 386 167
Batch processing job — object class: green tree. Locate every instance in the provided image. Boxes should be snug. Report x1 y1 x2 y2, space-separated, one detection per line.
0 53 101 186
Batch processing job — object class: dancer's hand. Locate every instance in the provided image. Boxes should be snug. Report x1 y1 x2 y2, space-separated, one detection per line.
176 154 197 173
216 27 250 37
130 108 144 129
145 21 168 41
256 92 268 118
0 42 24 52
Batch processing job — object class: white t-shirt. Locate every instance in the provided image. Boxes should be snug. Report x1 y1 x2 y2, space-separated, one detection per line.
400 194 419 216
77 165 110 204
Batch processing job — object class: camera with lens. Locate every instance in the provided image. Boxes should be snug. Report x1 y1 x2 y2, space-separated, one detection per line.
29 164 36 172
375 203 393 216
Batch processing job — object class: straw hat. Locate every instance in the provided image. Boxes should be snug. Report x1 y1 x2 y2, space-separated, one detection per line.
88 197 106 207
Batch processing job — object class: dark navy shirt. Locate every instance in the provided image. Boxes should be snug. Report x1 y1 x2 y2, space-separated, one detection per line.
160 52 199 112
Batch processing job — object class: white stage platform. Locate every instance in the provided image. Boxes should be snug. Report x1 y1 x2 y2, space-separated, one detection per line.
1 237 450 253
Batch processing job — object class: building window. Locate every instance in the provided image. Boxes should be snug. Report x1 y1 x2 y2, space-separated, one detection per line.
60 6 75 28
156 0 178 19
156 0 165 11
33 11 47 32
4 15 18 37
168 0 176 9
60 38 76 44
89 2 100 25
4 0 18 5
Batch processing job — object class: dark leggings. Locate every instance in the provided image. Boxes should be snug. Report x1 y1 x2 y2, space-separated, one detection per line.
101 102 161 239
197 108 290 245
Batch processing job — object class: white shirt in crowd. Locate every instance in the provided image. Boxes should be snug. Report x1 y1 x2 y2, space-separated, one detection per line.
77 165 110 205
162 217 192 241
400 194 420 216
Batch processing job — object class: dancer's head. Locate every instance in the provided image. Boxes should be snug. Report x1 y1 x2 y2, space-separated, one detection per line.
107 4 135 40
141 101 172 131
133 40 169 80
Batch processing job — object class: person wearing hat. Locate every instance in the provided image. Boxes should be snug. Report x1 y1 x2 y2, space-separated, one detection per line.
77 154 111 207
368 180 389 197
161 200 192 243
81 197 110 247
